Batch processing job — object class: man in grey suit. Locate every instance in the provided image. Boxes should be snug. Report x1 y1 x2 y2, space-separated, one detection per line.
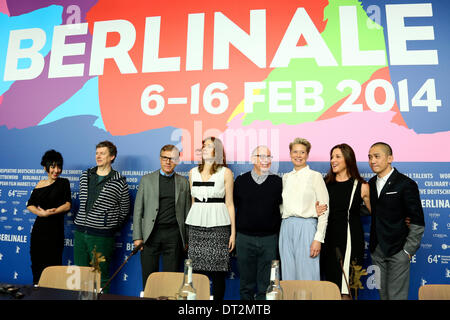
368 142 425 300
133 145 191 289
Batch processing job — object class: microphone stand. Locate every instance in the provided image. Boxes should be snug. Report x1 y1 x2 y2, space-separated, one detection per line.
336 247 353 300
98 243 143 297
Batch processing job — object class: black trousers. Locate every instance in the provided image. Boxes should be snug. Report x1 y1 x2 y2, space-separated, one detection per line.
197 270 227 301
236 232 278 300
140 224 184 289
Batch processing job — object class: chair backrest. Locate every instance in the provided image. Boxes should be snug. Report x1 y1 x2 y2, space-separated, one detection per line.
280 280 341 300
418 284 450 300
38 266 101 292
143 272 211 300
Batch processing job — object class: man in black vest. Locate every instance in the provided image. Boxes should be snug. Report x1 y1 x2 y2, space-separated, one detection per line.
234 145 282 300
368 142 425 300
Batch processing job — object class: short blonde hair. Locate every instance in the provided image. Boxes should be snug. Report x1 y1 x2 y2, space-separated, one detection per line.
289 138 311 153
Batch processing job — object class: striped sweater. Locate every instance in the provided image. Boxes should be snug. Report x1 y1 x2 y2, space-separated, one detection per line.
74 167 130 236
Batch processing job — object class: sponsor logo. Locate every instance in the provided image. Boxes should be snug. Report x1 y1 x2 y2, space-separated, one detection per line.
432 221 438 231
421 278 427 286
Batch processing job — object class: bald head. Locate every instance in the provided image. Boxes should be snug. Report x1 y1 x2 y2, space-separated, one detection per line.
369 142 394 178
252 145 270 157
370 142 393 156
251 145 272 175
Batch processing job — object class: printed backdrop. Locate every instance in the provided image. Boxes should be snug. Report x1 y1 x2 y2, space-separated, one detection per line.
0 0 449 299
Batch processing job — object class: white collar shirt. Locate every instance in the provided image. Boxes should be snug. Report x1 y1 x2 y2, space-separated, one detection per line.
376 167 394 197
251 168 270 185
280 165 329 243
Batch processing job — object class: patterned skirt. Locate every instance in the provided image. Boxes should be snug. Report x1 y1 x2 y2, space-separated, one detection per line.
188 225 231 272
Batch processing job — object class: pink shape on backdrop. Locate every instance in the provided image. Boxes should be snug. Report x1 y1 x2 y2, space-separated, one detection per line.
0 0 9 15
223 111 450 162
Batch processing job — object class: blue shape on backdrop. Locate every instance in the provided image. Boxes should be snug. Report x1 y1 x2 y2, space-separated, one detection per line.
0 6 63 95
361 0 450 133
39 77 106 130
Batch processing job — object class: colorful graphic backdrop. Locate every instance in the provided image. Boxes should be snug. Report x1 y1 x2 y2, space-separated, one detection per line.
0 0 449 299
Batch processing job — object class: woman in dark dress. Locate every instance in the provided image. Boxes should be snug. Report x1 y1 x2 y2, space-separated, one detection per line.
27 150 71 284
320 144 371 299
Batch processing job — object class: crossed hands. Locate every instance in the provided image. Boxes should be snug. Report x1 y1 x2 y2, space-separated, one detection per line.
36 206 57 217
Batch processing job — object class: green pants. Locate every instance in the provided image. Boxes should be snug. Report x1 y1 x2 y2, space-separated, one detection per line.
73 230 115 293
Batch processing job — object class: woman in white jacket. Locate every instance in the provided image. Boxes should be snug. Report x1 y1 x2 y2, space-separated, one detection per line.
279 138 329 280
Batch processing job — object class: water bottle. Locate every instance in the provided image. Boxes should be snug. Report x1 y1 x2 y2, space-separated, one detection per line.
176 259 197 300
266 260 283 300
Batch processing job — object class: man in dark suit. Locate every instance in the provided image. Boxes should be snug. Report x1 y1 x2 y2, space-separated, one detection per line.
133 145 191 290
368 142 425 300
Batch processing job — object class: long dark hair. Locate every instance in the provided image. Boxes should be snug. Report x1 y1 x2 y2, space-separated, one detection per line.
324 143 365 184
198 137 227 175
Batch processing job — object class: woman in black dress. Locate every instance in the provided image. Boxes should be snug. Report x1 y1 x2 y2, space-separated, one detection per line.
320 144 371 299
27 150 71 284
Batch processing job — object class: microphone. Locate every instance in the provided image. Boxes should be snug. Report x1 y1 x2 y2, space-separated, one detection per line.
335 247 343 261
131 242 144 255
335 247 353 299
98 242 144 296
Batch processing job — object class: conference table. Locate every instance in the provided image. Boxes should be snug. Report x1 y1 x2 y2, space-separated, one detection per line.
0 283 148 300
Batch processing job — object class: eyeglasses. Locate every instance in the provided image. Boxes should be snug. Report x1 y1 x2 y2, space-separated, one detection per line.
255 155 273 161
160 156 178 162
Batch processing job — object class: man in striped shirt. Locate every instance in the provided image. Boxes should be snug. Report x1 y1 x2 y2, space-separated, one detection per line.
73 141 130 292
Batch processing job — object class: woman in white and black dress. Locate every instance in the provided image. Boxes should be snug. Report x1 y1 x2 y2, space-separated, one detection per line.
185 137 235 300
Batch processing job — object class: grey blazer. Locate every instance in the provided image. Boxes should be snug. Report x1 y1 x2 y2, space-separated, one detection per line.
132 170 191 247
